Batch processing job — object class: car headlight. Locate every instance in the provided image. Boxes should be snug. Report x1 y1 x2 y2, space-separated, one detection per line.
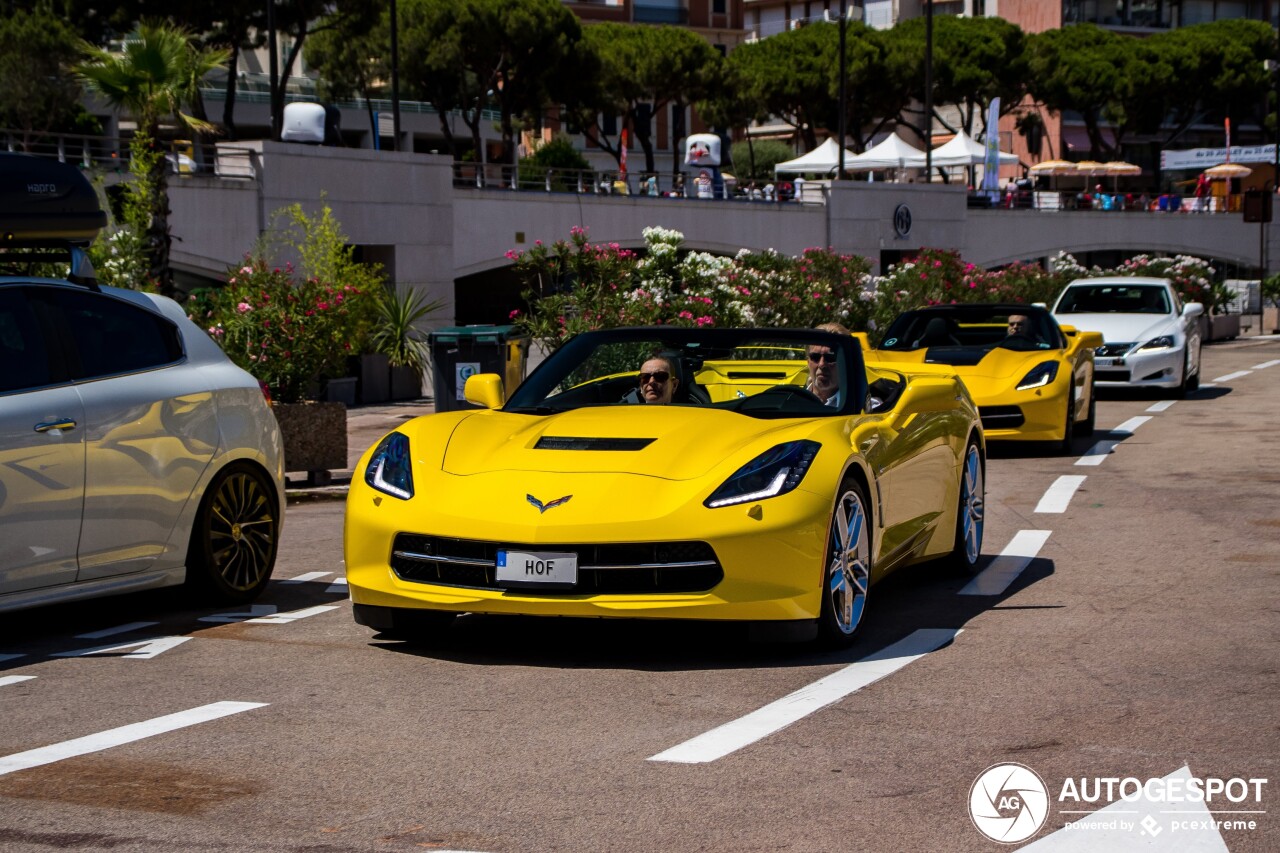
365 432 413 500
705 441 820 508
1016 361 1059 391
1138 335 1175 351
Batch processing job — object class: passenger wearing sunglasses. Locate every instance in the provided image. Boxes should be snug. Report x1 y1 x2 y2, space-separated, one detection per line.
805 322 851 408
637 355 680 405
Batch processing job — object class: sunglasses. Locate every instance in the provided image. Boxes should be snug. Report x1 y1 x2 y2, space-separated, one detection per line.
638 371 670 384
807 352 837 364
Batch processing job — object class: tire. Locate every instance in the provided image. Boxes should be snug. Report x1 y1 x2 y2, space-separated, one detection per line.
185 463 279 603
1185 345 1201 393
1074 381 1096 437
946 440 985 574
1060 384 1076 454
817 477 872 647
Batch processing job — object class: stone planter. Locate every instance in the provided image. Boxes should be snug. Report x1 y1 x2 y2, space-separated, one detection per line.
272 401 347 483
1208 313 1240 342
390 365 424 400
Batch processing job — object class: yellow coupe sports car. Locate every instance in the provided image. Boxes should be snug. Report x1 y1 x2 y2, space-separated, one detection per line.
345 327 984 647
861 304 1103 449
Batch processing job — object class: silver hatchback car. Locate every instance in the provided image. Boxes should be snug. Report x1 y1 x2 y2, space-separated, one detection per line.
0 154 285 613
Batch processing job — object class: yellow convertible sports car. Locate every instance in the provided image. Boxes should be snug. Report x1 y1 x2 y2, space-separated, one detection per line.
862 304 1103 449
345 327 984 647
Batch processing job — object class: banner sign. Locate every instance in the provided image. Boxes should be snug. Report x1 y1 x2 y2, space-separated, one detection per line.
982 97 1001 202
1161 145 1278 171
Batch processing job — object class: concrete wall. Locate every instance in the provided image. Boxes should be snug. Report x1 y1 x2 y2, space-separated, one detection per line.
166 144 1280 326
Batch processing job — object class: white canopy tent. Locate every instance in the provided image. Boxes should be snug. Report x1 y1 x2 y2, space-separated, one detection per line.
844 132 928 172
918 131 1020 168
773 138 860 176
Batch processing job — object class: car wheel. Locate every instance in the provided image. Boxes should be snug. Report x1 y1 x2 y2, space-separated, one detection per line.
946 439 985 574
817 477 872 647
1074 381 1096 437
186 463 279 603
1185 345 1201 393
1060 384 1076 453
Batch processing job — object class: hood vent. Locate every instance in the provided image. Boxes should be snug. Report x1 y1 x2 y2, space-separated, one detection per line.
535 436 656 451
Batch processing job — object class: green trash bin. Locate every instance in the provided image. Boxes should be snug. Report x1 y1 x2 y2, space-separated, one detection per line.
428 325 530 411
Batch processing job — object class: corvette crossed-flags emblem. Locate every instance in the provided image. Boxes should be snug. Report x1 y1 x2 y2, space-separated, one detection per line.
527 493 572 513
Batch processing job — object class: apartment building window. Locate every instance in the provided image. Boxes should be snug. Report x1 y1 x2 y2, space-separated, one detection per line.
635 0 688 25
714 0 727 13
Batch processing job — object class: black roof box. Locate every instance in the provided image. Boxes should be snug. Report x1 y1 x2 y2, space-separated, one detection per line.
0 153 107 245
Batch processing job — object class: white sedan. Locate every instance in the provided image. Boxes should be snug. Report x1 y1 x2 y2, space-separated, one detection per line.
1051 276 1203 395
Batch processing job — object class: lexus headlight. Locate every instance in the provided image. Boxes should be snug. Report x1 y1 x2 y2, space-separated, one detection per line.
1139 335 1174 351
1016 361 1059 391
365 432 413 499
705 441 819 508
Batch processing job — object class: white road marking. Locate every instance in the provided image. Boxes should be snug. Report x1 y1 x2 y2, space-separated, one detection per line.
0 676 36 688
0 701 267 777
75 622 159 639
245 605 339 624
325 577 348 594
1076 416 1150 467
1022 766 1229 852
1212 370 1251 383
648 629 960 764
53 636 191 660
198 604 277 623
0 654 26 663
1253 359 1280 370
1114 415 1152 433
958 530 1052 596
1146 400 1177 413
1035 476 1087 514
280 571 331 584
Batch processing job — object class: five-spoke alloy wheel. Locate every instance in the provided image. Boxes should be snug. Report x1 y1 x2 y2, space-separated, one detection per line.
818 478 872 646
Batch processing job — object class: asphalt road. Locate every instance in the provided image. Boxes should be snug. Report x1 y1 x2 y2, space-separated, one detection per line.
1 338 1278 852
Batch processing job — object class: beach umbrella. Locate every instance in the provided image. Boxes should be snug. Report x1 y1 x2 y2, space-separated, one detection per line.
1102 161 1141 192
1028 159 1076 175
1203 162 1251 179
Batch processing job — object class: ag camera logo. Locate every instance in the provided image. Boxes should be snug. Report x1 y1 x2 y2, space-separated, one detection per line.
969 762 1050 843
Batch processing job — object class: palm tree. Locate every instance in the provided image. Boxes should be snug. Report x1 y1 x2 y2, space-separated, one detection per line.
78 21 230 298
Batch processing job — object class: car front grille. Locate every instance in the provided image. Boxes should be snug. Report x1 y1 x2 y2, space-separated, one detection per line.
1095 369 1132 382
390 534 723 594
979 405 1025 430
1095 343 1133 358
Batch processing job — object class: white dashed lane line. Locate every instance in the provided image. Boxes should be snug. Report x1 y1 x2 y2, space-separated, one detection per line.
280 571 332 584
1146 400 1177 413
53 636 192 660
1212 370 1252 383
1253 359 1280 370
0 701 267 777
648 629 961 764
958 530 1053 596
1035 476 1087 514
1076 416 1151 466
0 676 36 688
197 604 339 624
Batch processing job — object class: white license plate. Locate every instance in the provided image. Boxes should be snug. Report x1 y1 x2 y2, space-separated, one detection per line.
1095 357 1124 367
496 550 578 588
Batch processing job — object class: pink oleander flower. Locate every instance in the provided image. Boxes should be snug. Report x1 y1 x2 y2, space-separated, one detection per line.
237 302 251 313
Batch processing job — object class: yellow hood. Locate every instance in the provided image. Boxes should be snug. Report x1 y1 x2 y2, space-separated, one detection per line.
435 407 810 481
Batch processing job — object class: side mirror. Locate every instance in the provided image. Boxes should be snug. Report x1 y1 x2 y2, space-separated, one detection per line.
1183 302 1204 318
1059 324 1078 336
463 373 504 409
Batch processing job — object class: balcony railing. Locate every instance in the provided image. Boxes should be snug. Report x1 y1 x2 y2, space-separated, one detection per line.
3 130 259 181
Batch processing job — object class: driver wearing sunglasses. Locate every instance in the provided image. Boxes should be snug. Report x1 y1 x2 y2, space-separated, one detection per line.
805 322 851 407
637 355 680 405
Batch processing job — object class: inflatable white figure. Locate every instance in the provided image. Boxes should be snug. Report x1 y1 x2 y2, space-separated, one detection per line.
683 133 724 199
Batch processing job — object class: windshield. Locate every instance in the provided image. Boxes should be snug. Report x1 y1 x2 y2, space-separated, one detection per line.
505 328 867 419
879 306 1060 363
1056 283 1171 315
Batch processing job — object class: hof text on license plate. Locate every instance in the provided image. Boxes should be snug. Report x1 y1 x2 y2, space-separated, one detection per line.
496 550 578 588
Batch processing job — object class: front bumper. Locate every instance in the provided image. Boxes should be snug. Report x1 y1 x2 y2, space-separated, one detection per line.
344 470 833 624
1093 346 1183 389
976 382 1072 442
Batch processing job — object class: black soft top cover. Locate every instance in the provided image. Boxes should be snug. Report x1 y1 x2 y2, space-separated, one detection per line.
0 153 107 244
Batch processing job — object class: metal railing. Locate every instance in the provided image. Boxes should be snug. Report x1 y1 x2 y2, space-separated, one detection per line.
2 130 259 181
450 162 829 205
